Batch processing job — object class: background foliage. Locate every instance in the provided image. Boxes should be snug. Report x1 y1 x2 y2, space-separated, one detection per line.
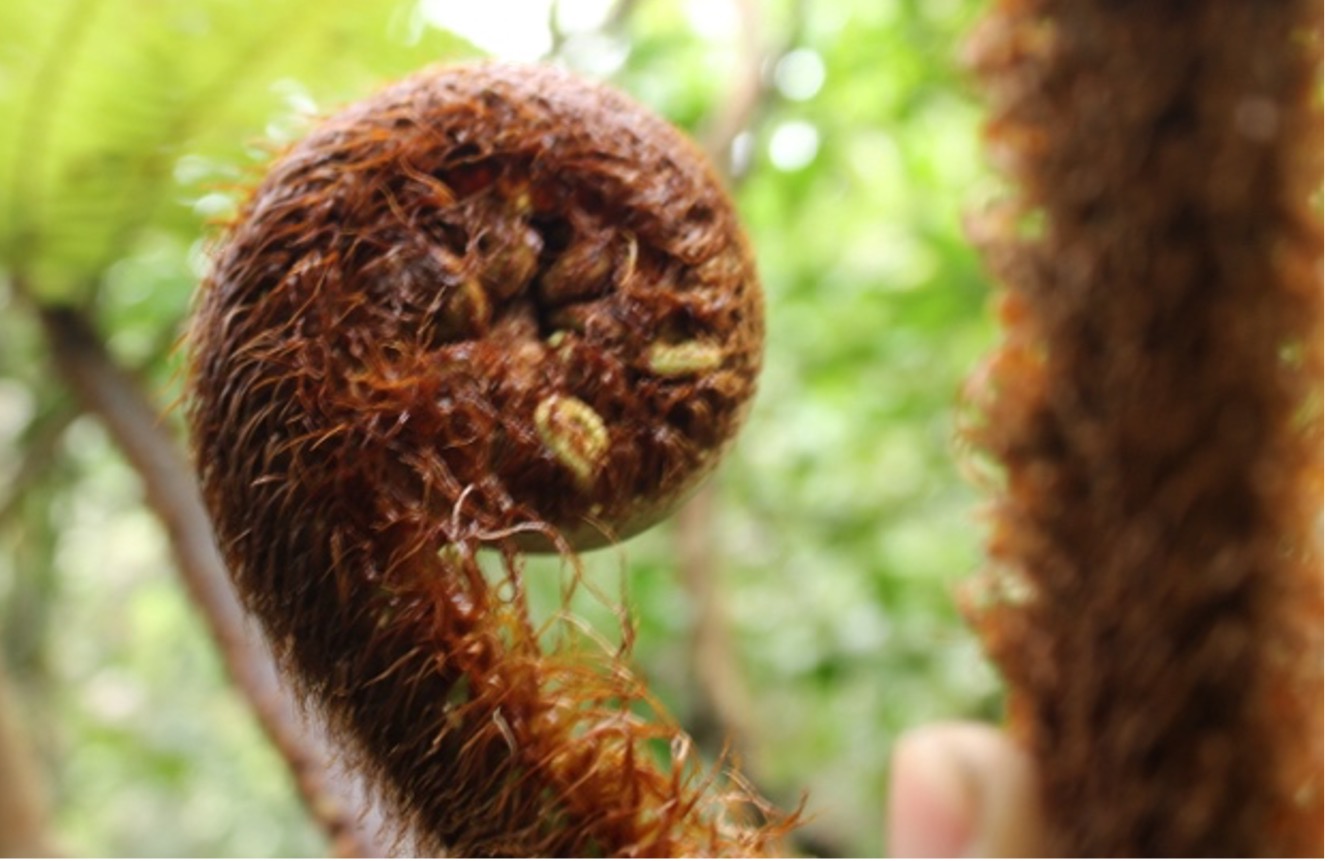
0 0 1002 854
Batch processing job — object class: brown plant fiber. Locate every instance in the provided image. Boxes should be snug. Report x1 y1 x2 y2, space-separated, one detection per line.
186 62 783 856
964 1 1323 855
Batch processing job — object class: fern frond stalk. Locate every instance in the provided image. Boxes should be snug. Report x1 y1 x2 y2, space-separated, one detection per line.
964 2 1323 854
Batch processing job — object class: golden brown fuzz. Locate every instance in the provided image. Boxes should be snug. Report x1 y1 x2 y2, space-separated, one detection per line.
963 2 1323 855
186 62 783 856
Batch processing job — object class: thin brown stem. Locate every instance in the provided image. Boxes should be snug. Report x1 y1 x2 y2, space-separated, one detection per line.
677 484 753 756
672 3 849 855
24 294 382 857
673 0 767 778
699 0 766 170
0 661 56 857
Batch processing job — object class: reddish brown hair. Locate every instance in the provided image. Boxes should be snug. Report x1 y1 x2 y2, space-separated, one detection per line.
187 62 782 856
964 2 1323 854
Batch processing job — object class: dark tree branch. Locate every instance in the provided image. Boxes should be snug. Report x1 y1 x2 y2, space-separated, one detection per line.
21 291 382 857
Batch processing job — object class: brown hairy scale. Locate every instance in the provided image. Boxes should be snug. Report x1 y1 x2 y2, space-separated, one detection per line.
186 62 783 856
962 1 1323 855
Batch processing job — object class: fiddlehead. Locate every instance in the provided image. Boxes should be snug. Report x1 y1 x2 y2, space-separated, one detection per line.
187 62 778 856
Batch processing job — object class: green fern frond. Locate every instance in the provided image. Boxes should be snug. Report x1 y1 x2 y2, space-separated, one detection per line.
0 0 477 301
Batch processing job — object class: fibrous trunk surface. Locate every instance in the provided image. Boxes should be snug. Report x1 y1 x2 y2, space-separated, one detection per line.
965 2 1323 855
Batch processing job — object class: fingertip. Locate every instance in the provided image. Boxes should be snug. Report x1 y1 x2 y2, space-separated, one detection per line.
886 722 1044 857
888 726 979 857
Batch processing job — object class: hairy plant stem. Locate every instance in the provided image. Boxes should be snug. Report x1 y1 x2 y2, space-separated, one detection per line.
19 289 381 857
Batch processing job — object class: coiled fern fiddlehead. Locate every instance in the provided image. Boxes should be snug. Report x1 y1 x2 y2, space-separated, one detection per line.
187 62 781 856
